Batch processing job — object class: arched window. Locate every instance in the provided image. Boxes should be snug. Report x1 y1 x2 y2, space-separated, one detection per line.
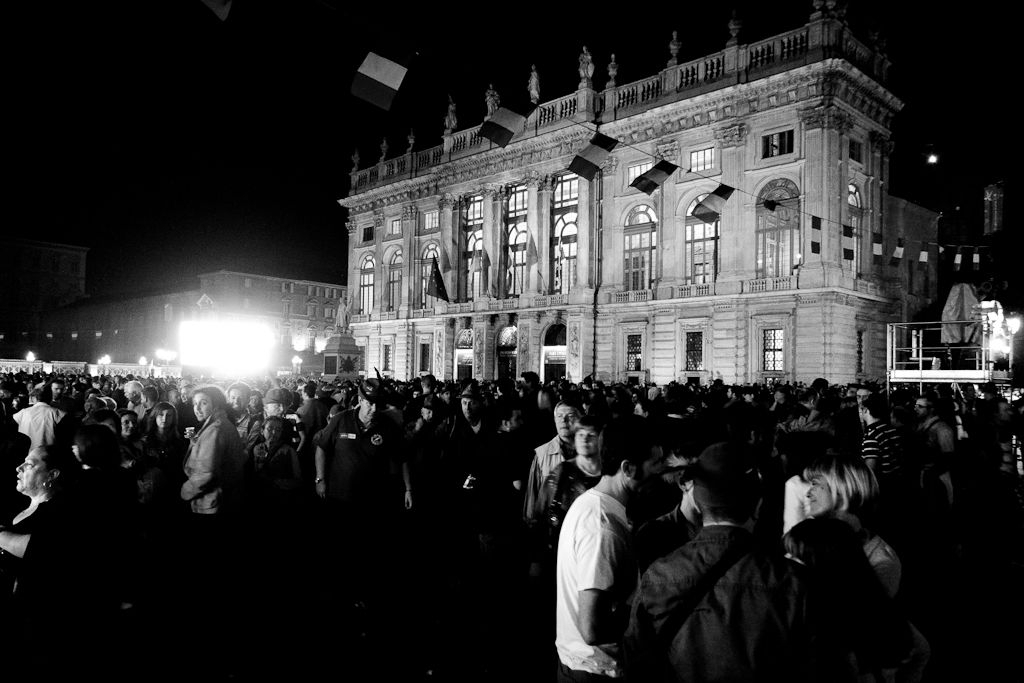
418 243 440 308
755 179 800 278
461 195 484 300
847 183 863 273
506 185 528 296
496 326 518 380
685 194 719 284
624 205 657 291
387 250 403 312
358 254 375 314
552 174 579 294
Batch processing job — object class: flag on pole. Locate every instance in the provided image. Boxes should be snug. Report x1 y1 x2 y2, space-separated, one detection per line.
691 183 735 222
351 52 408 111
526 233 539 267
478 106 534 147
569 133 618 181
842 225 855 262
811 216 822 254
426 256 449 302
953 248 962 270
890 238 904 266
872 232 884 265
630 160 679 196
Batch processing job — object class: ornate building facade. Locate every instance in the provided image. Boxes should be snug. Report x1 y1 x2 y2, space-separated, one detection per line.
340 8 937 386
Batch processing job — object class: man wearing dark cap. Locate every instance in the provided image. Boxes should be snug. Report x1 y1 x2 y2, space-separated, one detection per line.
313 377 404 612
626 441 815 682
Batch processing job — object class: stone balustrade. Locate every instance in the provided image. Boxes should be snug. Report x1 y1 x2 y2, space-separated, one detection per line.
348 16 886 195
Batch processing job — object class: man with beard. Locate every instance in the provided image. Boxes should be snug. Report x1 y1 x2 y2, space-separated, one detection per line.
555 415 665 681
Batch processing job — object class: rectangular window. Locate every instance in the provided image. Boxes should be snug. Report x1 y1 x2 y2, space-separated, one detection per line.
627 162 653 186
388 218 402 236
95 330 103 338
307 285 314 296
690 147 715 172
362 225 374 243
382 344 393 372
685 331 704 371
281 282 287 293
623 230 656 291
307 304 317 317
289 283 295 293
387 268 402 311
849 139 863 164
763 328 785 371
283 301 292 315
461 195 484 301
422 210 439 232
626 334 643 371
506 184 529 297
46 332 53 339
761 130 794 158
244 278 252 288
71 332 78 339
419 343 431 374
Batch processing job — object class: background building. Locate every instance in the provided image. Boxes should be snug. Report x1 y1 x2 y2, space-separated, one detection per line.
340 8 938 386
38 270 349 374
0 238 88 359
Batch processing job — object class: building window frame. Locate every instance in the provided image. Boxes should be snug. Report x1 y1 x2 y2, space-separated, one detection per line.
387 250 403 312
623 205 658 291
761 129 795 159
505 184 528 297
461 195 484 301
626 161 653 187
755 178 801 279
689 147 715 172
359 254 375 314
684 193 720 284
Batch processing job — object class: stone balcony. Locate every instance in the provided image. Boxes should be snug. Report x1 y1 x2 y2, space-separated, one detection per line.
347 13 889 197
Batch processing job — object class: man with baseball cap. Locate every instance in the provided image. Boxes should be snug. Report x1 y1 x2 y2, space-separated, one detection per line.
626 441 815 682
313 377 404 614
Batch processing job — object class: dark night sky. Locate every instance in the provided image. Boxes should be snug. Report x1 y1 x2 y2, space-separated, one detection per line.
8 1 1013 297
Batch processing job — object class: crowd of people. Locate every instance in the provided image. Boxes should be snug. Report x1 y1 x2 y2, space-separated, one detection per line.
0 369 1022 682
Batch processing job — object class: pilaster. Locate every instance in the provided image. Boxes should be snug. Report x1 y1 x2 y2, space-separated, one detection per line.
714 123 750 281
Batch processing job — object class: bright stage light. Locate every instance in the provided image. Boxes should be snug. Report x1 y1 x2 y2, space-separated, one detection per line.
139 356 148 366
155 348 178 362
26 351 36 363
179 320 275 377
98 355 111 365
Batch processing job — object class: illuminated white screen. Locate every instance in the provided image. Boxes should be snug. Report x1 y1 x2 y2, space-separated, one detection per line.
179 320 275 377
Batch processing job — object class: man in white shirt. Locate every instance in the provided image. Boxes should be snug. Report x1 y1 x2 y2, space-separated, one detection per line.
14 388 66 449
555 415 665 681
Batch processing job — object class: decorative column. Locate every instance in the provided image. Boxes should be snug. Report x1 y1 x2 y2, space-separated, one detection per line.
526 173 542 294
799 105 853 283
480 186 498 299
537 176 555 294
439 194 457 298
655 140 680 290
601 156 622 288
487 186 505 298
713 123 749 281
575 168 591 291
372 212 386 312
401 205 417 312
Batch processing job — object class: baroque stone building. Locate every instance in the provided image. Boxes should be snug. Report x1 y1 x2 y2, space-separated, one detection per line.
339 7 937 386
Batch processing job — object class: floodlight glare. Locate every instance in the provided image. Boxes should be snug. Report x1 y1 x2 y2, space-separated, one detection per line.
26 351 36 363
139 356 148 366
179 320 275 377
314 337 328 353
155 348 178 362
926 153 939 164
1009 317 1022 335
98 355 112 365
291 356 303 366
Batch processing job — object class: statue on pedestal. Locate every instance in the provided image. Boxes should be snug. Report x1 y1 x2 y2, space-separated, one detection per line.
668 31 681 66
378 137 389 163
484 84 500 120
444 95 458 134
350 149 360 171
528 64 540 104
406 129 415 153
578 46 594 87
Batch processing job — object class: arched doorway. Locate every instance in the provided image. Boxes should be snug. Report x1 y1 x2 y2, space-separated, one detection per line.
496 326 518 380
455 328 474 380
542 324 566 384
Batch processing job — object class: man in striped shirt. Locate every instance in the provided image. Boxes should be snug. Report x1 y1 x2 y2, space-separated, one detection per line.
859 393 904 483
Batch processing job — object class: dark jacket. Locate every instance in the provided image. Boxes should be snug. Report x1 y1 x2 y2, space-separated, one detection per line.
626 525 816 683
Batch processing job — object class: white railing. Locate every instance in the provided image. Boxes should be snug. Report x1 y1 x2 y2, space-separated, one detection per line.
613 289 651 303
677 283 714 298
744 276 796 293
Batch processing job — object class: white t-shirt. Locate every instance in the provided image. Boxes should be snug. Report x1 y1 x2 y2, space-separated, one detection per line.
555 488 634 678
